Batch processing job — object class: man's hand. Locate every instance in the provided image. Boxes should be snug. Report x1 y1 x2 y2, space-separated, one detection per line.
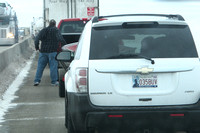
35 46 39 51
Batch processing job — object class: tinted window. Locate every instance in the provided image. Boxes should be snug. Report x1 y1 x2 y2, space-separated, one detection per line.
59 21 88 33
90 25 198 59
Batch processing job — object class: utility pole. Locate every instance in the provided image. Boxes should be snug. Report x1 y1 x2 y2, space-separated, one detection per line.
97 0 99 16
43 0 46 28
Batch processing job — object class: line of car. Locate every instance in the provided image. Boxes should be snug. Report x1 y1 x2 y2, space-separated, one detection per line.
0 0 15 19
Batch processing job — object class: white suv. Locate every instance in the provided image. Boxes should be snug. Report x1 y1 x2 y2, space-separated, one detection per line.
56 14 200 133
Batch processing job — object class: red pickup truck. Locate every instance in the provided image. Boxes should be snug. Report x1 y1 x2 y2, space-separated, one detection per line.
57 18 90 97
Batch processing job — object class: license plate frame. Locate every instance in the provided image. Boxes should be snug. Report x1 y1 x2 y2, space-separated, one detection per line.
132 75 158 88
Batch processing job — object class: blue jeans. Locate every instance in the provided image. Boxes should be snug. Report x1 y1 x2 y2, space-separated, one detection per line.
34 52 58 84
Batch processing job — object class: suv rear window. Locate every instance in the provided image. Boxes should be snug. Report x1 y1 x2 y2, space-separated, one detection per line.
59 21 88 33
90 24 198 59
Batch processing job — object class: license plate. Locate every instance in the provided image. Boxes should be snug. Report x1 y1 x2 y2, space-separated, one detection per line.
132 75 158 88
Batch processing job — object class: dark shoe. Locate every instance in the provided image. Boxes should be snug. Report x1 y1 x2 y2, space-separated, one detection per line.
34 82 39 86
51 81 59 86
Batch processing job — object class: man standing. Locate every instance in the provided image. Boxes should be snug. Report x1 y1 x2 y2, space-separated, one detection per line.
34 19 66 86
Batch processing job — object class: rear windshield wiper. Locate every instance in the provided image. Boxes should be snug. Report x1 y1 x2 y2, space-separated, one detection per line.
107 54 155 64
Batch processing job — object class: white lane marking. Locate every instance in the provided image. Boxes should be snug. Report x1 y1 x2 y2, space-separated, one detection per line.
5 116 65 122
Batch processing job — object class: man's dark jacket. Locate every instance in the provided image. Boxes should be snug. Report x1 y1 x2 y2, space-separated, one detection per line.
35 26 66 53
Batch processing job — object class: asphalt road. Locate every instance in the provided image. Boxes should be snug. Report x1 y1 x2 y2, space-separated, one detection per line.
0 53 68 133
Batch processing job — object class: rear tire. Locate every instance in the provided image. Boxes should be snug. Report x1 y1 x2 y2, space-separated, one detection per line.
59 80 65 97
58 68 65 97
67 97 75 133
67 114 74 133
65 95 68 128
65 94 86 133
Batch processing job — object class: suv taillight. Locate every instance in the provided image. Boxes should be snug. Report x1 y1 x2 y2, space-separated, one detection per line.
75 68 88 93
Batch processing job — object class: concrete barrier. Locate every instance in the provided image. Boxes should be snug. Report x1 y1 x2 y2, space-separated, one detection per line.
0 37 34 73
0 37 34 98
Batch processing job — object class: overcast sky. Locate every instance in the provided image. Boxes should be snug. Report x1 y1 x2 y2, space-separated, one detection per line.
6 0 200 51
6 1 200 43
7 0 43 27
6 0 200 26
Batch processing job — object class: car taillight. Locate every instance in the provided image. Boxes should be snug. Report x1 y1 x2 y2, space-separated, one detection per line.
75 68 88 93
170 114 184 117
98 18 108 21
108 115 123 118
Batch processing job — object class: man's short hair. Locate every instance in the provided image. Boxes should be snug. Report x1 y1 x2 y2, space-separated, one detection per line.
49 19 56 26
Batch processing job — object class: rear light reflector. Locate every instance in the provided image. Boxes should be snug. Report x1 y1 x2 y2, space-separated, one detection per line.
79 78 87 85
76 68 88 93
108 115 123 118
98 18 108 21
170 114 184 117
79 70 86 76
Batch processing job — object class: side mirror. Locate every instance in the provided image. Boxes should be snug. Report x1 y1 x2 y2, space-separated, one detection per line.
56 51 73 62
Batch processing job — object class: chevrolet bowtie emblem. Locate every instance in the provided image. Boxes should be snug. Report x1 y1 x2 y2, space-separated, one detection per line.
136 67 154 74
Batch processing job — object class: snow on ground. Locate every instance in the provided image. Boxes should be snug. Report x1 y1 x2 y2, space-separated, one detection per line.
0 52 36 125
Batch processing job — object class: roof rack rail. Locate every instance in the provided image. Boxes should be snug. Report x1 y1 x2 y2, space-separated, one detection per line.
92 14 185 23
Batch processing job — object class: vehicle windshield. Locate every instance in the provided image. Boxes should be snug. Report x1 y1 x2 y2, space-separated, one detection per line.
59 20 88 33
0 20 9 25
0 3 6 7
90 24 198 59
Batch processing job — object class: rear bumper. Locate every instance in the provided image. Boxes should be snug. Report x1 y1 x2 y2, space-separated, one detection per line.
67 92 200 132
86 111 200 132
